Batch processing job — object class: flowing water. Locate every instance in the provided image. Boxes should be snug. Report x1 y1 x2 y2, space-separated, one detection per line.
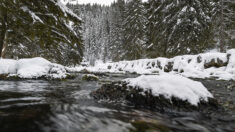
0 73 235 132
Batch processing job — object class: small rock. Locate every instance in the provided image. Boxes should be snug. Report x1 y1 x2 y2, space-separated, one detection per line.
79 69 90 74
107 65 112 69
82 74 99 81
197 56 202 63
204 58 228 69
164 62 173 72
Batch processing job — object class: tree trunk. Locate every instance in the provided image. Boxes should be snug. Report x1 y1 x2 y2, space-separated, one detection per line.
1 31 8 58
0 9 7 58
220 0 225 52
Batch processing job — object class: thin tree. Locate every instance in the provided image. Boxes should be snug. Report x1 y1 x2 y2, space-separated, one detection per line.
219 0 225 52
0 8 8 58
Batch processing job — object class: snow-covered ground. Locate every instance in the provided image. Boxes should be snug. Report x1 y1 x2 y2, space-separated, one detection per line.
70 49 235 81
0 57 68 79
124 74 213 106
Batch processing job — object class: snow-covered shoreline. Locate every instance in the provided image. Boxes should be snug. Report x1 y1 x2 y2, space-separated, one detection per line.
70 49 235 81
0 57 70 79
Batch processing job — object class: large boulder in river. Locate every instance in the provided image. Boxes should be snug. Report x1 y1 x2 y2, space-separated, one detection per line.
92 74 219 112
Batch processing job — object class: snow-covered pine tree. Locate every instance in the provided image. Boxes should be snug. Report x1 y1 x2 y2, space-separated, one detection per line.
146 0 215 57
213 0 235 51
70 3 116 64
109 0 126 61
145 0 166 58
122 0 147 60
0 0 83 65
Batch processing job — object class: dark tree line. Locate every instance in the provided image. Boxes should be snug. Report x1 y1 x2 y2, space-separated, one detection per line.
68 0 234 64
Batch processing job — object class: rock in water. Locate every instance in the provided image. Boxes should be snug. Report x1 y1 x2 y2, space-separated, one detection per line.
92 74 219 111
82 74 99 81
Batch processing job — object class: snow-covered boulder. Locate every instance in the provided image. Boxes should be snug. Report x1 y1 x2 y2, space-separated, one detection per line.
124 74 213 106
92 74 218 111
0 57 72 80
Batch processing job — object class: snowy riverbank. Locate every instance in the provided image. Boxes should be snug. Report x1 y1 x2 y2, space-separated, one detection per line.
0 57 70 79
70 49 235 81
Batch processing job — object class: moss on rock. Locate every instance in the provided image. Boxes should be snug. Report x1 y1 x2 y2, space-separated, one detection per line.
130 119 171 132
82 74 99 81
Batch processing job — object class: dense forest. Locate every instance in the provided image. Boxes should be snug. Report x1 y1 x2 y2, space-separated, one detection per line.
68 0 234 65
0 0 234 66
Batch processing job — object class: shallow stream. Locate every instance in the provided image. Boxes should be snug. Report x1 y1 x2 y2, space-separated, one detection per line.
0 73 234 132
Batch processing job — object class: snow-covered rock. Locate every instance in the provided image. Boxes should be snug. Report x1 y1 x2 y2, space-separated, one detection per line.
92 73 218 111
124 74 213 106
73 49 235 81
82 74 99 81
0 57 70 79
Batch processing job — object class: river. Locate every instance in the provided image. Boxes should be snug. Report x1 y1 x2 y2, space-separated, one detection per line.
0 73 234 132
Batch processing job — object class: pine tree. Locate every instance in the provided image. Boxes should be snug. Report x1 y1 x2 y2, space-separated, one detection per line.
122 0 147 60
109 0 126 61
145 0 166 58
213 0 235 51
0 0 83 65
146 0 215 57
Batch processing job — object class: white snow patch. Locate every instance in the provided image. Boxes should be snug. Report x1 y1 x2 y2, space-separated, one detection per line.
55 0 81 20
124 74 213 106
21 6 44 23
0 57 68 79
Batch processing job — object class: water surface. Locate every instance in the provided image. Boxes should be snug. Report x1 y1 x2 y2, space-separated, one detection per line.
0 73 234 132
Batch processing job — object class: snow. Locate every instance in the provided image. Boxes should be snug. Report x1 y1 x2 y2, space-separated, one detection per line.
21 6 44 23
71 49 235 81
16 58 51 78
124 74 213 106
226 49 235 74
0 57 68 79
56 0 81 20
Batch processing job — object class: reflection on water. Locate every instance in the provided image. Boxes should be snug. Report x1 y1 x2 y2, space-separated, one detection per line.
0 74 234 132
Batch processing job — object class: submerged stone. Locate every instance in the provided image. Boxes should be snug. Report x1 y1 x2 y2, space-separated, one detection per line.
130 118 171 132
82 74 99 81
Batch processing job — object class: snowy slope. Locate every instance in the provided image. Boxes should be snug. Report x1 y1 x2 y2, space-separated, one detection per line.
70 49 235 80
124 74 213 106
0 57 68 79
